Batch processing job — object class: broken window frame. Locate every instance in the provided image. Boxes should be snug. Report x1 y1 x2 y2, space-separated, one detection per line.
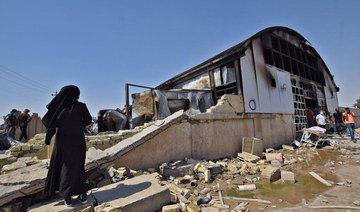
262 34 326 86
209 59 240 100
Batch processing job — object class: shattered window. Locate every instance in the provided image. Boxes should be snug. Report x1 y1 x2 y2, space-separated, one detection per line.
214 62 236 86
263 35 326 86
221 63 236 84
212 60 238 99
214 68 221 86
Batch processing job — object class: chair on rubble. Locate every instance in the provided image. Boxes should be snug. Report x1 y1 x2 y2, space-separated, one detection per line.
300 127 329 149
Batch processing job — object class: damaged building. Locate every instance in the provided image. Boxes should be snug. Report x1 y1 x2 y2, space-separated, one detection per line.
0 26 342 210
129 26 339 149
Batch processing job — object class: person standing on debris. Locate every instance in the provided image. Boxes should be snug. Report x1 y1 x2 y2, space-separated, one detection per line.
5 109 18 139
342 107 356 142
17 109 32 142
316 110 327 129
42 85 92 206
333 108 344 136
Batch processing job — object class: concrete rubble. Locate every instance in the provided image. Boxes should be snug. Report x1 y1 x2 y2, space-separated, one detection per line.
0 119 359 211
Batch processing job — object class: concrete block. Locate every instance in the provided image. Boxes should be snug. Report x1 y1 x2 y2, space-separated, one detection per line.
163 163 195 179
167 183 183 195
182 189 191 199
204 169 211 183
162 204 181 212
265 153 283 163
282 145 295 151
170 193 178 203
208 164 222 177
17 157 40 166
281 171 295 183
201 207 220 212
270 160 282 168
186 204 201 212
242 137 263 157
1 161 27 174
177 194 190 204
227 163 239 173
110 134 123 141
21 145 31 151
10 146 21 152
0 154 17 168
261 166 281 183
31 145 44 150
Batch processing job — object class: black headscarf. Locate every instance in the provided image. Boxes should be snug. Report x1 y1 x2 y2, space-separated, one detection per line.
42 85 80 145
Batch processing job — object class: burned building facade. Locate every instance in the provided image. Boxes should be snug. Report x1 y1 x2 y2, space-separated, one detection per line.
132 27 339 146
151 26 339 132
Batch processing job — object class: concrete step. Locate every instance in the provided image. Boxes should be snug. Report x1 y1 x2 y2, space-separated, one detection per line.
28 173 170 212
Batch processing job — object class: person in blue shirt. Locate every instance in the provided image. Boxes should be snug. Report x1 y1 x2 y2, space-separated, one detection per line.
5 109 18 139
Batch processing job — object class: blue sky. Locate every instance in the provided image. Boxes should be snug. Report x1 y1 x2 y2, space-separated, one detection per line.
0 0 359 118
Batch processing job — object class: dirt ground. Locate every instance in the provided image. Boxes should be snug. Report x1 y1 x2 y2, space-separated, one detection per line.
183 136 360 212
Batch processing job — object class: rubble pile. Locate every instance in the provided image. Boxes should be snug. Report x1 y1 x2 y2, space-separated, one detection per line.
154 143 357 211
0 123 154 172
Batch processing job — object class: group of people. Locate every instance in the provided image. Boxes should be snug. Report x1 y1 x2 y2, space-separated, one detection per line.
307 106 356 142
3 108 32 141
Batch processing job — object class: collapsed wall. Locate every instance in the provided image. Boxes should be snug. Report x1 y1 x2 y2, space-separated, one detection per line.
0 95 295 207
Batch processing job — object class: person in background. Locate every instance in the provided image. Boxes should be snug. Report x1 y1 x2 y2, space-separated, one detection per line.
307 107 314 127
5 109 18 139
313 106 320 126
42 85 92 206
342 107 356 142
316 110 327 129
17 109 32 142
332 108 344 136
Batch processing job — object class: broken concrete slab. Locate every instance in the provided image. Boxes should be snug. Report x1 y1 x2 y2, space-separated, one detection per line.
162 162 195 179
162 204 182 212
1 161 27 174
281 170 295 183
237 152 260 163
0 162 48 206
261 166 281 183
0 154 17 169
28 173 170 212
282 144 295 151
271 160 282 168
265 153 283 163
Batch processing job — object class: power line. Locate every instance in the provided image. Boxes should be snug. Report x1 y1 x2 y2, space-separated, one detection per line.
0 65 52 91
0 74 49 94
0 83 45 102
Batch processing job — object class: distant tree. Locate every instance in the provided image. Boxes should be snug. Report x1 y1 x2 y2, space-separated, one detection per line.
353 97 360 109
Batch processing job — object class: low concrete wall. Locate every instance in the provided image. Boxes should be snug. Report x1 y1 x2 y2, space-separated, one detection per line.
115 121 192 169
114 112 295 170
0 110 297 207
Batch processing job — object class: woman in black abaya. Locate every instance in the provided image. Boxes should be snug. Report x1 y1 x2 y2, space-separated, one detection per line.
42 85 92 206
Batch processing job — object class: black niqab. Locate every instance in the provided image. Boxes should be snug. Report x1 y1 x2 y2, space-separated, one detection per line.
42 85 80 145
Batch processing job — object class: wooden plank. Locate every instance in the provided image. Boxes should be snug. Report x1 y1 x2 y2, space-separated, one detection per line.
222 196 271 204
309 171 332 187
